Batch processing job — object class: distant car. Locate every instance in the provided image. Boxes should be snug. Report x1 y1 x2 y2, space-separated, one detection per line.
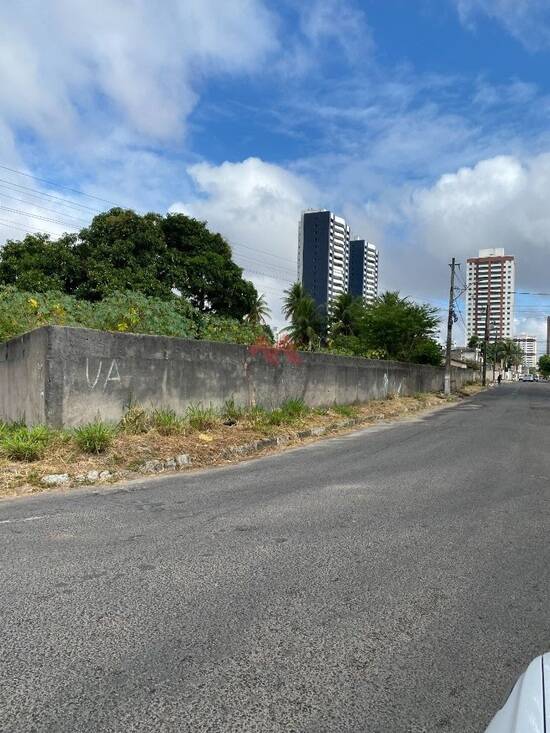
520 374 534 382
533 375 540 381
485 653 549 731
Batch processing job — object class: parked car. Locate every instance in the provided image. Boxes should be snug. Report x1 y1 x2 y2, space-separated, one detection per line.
485 652 549 731
520 374 534 382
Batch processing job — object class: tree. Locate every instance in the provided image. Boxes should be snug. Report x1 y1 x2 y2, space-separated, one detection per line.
361 291 440 362
282 282 308 321
328 293 365 338
500 339 523 372
0 233 79 293
286 296 323 350
282 283 324 350
0 209 259 320
539 354 550 378
468 335 481 349
245 292 271 326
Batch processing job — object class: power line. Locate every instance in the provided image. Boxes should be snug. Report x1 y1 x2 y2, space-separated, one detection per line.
0 163 119 207
0 178 102 214
0 191 90 225
0 205 81 229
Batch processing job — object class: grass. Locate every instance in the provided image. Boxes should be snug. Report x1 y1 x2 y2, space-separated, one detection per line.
2 431 46 461
151 408 185 436
221 399 245 423
186 403 219 431
73 421 115 454
332 404 359 418
0 424 54 461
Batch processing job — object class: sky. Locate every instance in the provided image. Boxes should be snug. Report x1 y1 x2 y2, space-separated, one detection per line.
2 0 550 347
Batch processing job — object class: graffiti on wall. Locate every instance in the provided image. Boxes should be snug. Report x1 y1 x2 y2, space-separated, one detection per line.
85 358 122 391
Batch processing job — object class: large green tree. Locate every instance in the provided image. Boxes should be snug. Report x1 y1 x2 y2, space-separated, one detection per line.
361 291 440 363
0 209 258 320
0 233 79 293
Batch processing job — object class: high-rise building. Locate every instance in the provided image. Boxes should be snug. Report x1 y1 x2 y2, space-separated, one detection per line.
465 248 515 341
298 210 350 311
349 239 379 304
514 334 537 371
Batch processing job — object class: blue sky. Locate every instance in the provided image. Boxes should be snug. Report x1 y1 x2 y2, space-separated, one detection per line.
2 0 550 344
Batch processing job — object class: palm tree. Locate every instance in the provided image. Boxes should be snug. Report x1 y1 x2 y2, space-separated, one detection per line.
500 338 523 377
329 292 364 337
245 292 271 326
284 294 322 350
282 282 307 321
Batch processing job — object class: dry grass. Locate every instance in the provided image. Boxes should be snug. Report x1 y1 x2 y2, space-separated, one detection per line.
0 391 473 499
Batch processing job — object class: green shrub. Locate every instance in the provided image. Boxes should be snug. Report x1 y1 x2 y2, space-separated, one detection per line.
74 422 115 454
199 314 265 345
279 399 309 421
186 403 219 431
119 405 151 434
1 429 46 461
151 408 185 435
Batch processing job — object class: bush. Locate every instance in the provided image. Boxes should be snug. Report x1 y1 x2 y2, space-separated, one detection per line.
199 314 265 345
74 422 115 453
151 408 185 435
186 403 219 431
119 405 150 434
0 426 51 461
0 287 258 345
279 399 309 421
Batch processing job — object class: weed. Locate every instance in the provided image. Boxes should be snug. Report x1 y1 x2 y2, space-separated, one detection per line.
244 406 269 429
279 399 309 421
151 408 185 435
186 403 219 431
267 408 285 426
1 430 45 461
74 422 115 454
119 405 150 434
221 399 245 423
332 404 359 418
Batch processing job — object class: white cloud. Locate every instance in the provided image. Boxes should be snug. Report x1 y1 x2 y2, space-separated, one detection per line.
411 154 550 266
454 0 550 50
0 0 277 142
171 157 320 327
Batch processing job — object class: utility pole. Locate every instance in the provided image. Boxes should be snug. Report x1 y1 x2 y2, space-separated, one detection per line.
482 306 489 387
444 257 457 395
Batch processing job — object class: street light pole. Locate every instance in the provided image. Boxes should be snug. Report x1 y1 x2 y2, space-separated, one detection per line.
482 306 489 387
444 257 457 396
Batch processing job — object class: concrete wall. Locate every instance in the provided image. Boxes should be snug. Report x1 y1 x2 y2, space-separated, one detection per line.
0 328 49 425
0 326 477 427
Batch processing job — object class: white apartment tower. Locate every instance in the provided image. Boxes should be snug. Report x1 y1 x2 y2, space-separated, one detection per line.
298 210 350 311
349 239 379 304
466 248 515 341
513 334 537 370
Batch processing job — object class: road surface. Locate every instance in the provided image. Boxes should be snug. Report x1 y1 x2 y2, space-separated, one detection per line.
1 384 549 732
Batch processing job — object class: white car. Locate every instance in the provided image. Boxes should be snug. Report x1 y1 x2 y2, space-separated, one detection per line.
485 653 549 731
520 374 534 382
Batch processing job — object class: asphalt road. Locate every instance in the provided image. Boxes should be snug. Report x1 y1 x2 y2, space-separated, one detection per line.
1 384 549 732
